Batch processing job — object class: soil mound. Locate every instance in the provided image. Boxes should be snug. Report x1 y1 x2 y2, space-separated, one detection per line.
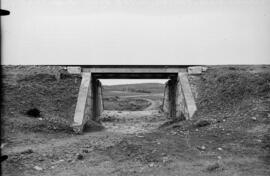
2 71 81 121
195 66 270 116
1 66 81 134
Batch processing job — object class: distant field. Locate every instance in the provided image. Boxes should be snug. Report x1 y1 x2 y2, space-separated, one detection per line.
103 83 165 94
102 83 165 110
103 97 151 111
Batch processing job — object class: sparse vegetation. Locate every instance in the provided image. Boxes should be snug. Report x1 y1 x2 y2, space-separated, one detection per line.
104 83 164 94
103 97 151 111
121 88 151 93
196 67 270 114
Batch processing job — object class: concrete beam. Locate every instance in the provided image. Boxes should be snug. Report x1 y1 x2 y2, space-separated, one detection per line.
92 73 178 79
188 66 207 75
67 67 81 74
72 73 92 133
83 67 186 73
177 72 197 119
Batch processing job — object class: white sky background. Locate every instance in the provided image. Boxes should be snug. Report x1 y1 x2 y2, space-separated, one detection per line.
2 0 270 65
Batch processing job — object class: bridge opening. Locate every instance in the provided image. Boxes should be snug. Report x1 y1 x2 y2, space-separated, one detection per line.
101 79 168 111
98 79 169 134
71 66 197 134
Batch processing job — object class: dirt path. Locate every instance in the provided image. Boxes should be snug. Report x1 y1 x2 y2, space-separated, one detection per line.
101 110 166 134
3 131 122 155
108 91 163 98
120 93 164 98
2 109 270 176
142 98 160 110
2 110 169 176
117 93 163 110
2 93 270 176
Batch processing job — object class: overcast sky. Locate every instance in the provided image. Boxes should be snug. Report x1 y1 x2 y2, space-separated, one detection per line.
2 0 270 65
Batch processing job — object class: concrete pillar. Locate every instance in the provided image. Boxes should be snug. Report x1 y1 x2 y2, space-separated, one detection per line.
93 80 104 121
97 81 104 117
162 79 176 118
175 72 197 120
162 81 170 117
72 73 93 133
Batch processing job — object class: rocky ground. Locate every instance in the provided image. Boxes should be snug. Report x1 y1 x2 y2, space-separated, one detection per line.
1 65 270 176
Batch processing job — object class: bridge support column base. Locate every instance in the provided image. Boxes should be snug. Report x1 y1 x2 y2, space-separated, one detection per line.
72 73 93 133
93 80 104 122
71 124 83 134
176 72 197 120
162 79 176 119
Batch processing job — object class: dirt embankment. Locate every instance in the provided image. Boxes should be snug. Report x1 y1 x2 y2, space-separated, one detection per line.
184 66 270 164
1 66 82 139
195 66 270 115
2 66 81 119
189 67 270 156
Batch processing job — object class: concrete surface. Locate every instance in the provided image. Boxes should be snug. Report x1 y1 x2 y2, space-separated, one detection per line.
178 72 197 118
72 73 92 133
188 66 207 75
67 67 81 74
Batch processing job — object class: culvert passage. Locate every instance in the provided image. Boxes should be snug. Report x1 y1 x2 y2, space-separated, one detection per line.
99 80 169 134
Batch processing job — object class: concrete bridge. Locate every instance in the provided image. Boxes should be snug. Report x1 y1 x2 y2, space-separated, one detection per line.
69 65 200 134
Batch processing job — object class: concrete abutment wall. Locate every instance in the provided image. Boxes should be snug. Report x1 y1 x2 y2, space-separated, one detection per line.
162 72 196 121
71 73 104 134
72 73 93 133
93 79 104 121
162 79 176 118
177 72 197 119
